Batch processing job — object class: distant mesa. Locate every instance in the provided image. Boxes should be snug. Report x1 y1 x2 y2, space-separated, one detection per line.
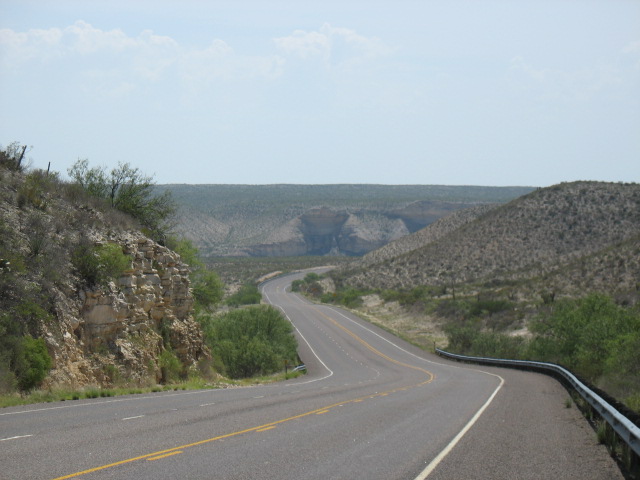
165 184 535 257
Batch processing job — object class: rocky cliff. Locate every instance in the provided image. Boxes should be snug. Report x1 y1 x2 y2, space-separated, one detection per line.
0 165 208 391
45 231 207 389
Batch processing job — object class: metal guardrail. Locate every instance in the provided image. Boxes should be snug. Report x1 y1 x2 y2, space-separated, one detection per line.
435 348 640 459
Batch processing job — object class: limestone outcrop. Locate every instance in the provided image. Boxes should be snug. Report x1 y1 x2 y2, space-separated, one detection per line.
42 232 208 389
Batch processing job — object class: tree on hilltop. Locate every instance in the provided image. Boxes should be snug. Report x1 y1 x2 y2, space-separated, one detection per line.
68 159 176 241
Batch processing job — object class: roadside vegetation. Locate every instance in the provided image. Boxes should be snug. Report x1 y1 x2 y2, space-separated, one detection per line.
199 305 299 379
169 238 301 380
296 272 640 415
0 143 304 408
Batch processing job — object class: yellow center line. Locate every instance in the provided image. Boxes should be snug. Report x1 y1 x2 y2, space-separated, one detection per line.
52 307 435 480
147 451 183 461
314 307 436 382
256 426 276 432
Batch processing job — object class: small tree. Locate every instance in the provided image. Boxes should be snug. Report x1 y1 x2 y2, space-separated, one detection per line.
168 236 224 312
193 270 224 312
67 159 176 241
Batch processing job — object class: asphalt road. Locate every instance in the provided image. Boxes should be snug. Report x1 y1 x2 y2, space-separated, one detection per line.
0 271 622 479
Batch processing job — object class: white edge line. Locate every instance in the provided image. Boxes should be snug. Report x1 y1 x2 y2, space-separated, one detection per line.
319 301 510 477
415 375 505 479
262 286 334 385
263 271 509 478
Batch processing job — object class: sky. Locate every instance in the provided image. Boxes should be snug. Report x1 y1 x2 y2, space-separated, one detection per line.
0 0 638 186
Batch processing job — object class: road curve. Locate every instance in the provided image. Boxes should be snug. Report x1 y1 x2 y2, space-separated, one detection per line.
0 271 622 479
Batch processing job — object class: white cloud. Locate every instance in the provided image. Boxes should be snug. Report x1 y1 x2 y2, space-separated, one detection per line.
0 26 63 65
0 21 284 100
274 23 393 67
274 29 328 59
63 20 136 54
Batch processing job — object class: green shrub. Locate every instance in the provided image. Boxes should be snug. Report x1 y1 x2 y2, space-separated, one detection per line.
68 159 176 242
443 293 640 413
468 299 512 317
193 270 224 311
202 306 298 378
291 279 303 292
17 170 58 210
166 236 203 269
0 359 17 394
72 239 130 286
159 349 183 383
12 337 52 391
303 272 321 282
225 283 262 307
528 294 639 379
321 287 367 308
291 273 325 298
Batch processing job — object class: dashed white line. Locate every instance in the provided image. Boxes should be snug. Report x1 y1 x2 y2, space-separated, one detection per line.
122 415 145 421
0 434 33 442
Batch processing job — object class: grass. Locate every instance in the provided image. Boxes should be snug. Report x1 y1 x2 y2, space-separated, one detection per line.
0 371 306 408
596 420 608 444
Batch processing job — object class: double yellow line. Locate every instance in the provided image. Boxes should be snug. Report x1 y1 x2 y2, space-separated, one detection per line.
53 309 435 479
316 306 435 384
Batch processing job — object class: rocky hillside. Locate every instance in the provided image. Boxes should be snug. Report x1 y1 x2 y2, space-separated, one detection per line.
165 184 534 257
0 163 208 391
336 181 640 302
355 204 499 268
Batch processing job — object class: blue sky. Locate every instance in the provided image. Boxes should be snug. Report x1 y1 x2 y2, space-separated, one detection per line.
1 0 638 186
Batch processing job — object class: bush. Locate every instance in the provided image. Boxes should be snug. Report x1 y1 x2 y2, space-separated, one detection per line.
291 273 325 298
72 239 131 286
202 306 298 378
0 142 28 172
17 170 58 210
193 271 224 311
443 293 640 413
320 287 367 308
469 299 512 317
225 284 262 307
166 236 202 269
290 279 303 292
68 159 176 241
13 337 52 391
0 357 17 394
159 349 183 383
528 294 639 379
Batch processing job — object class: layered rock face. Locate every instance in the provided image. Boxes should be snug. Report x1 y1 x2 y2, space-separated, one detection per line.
248 208 410 257
300 208 349 255
44 232 208 389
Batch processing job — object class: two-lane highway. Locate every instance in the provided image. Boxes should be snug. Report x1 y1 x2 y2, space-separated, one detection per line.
1 271 621 479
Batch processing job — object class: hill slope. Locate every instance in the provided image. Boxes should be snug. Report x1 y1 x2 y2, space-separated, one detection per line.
336 181 640 301
165 184 534 257
0 163 207 392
